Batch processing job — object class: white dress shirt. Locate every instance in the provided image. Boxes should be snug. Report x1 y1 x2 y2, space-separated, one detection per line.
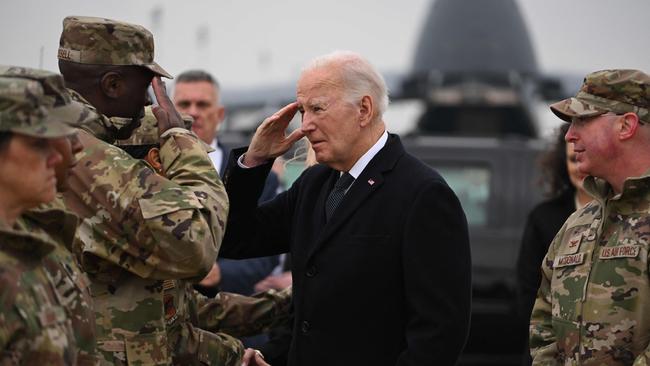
208 138 224 173
347 130 388 180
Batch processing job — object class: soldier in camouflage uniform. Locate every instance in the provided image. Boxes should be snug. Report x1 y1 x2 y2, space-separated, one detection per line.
56 16 241 365
0 73 81 364
116 107 292 365
530 69 650 365
0 66 101 365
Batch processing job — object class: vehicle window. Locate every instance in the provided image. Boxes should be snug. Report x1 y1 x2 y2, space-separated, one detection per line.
282 160 491 227
433 165 491 227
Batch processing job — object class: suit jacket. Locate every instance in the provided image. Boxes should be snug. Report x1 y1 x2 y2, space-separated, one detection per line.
215 141 279 204
220 134 472 366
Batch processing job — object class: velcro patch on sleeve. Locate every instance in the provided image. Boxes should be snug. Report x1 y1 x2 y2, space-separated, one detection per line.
564 230 584 254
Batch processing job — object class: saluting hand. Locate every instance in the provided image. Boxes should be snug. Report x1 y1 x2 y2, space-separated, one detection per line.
151 76 185 135
243 102 304 167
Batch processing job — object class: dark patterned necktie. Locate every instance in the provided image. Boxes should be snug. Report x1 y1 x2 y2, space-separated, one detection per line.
325 172 355 221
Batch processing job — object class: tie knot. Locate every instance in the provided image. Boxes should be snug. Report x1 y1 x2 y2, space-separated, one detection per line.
334 172 355 190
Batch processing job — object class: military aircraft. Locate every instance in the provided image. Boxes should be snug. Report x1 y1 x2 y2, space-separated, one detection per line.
218 0 582 364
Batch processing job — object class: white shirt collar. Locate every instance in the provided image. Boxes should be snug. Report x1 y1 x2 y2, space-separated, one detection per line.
210 137 219 149
347 130 388 179
208 137 224 172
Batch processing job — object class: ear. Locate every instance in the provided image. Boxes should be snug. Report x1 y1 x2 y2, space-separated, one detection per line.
146 147 163 175
358 95 374 127
100 71 124 99
216 106 226 124
618 112 640 141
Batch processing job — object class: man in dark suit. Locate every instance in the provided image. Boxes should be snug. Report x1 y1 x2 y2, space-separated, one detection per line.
173 70 280 301
220 51 472 366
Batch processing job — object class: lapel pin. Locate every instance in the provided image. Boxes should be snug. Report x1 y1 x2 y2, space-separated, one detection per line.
367 178 375 186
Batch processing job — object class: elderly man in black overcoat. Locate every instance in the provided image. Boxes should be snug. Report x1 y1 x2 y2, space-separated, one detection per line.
220 51 472 366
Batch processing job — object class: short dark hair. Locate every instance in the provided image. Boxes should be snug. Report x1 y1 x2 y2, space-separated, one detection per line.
175 70 220 89
121 144 159 160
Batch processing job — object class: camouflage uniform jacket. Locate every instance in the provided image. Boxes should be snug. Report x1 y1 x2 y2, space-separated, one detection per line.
194 285 292 337
530 170 650 365
114 157 288 365
0 220 77 365
167 285 292 365
153 245 292 366
62 90 229 365
125 161 290 365
17 204 99 365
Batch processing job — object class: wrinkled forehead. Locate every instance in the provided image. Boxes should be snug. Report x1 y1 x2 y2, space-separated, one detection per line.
297 69 344 101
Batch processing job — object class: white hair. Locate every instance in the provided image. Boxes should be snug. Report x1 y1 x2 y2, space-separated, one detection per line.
302 50 390 118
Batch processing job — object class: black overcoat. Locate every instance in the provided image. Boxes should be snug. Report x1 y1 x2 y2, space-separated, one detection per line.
220 134 472 366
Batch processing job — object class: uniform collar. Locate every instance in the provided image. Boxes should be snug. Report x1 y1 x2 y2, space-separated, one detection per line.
22 198 80 251
0 216 57 258
68 88 119 143
584 167 650 203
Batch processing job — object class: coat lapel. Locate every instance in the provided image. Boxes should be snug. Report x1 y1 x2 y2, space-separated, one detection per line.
218 141 231 176
307 134 405 261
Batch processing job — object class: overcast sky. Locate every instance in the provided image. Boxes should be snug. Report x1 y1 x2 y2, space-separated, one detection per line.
1 0 649 91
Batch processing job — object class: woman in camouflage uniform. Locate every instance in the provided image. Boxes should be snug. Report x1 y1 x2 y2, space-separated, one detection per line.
0 74 81 364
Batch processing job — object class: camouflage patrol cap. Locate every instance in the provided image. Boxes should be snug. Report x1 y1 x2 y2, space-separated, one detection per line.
550 69 650 123
0 76 76 138
58 16 172 79
0 65 98 127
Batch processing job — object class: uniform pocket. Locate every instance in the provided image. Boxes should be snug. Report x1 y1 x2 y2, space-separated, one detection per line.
550 316 580 361
138 187 203 219
196 330 244 366
124 332 170 365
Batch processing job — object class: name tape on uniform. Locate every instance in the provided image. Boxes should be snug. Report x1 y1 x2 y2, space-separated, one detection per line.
57 47 82 63
600 245 640 260
554 252 585 268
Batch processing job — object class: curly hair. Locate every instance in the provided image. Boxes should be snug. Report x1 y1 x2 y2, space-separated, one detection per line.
538 124 574 198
